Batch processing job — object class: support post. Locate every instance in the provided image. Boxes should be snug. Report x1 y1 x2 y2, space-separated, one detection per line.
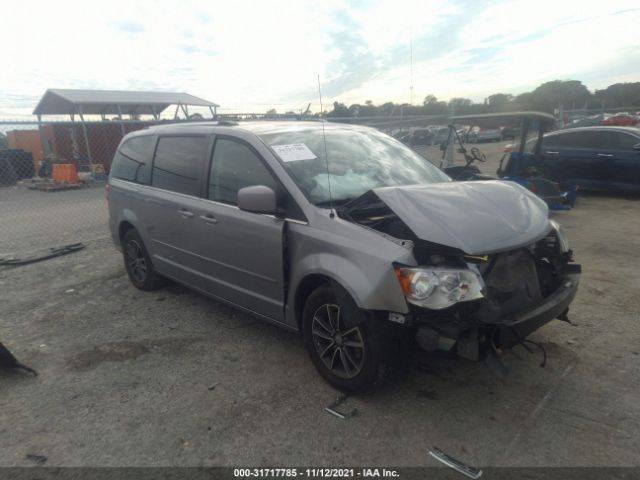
78 105 94 171
116 105 126 136
36 115 49 177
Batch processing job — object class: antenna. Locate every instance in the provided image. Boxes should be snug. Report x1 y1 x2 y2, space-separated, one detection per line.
409 28 414 105
317 74 335 218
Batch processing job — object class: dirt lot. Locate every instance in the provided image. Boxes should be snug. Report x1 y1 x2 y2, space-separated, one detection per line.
1 141 639 467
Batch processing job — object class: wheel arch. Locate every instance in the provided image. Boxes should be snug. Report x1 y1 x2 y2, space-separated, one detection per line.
293 273 363 333
119 220 136 244
115 208 146 248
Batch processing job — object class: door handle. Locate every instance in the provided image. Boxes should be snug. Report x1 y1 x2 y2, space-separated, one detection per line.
545 151 559 155
178 209 194 218
597 153 613 157
199 214 219 224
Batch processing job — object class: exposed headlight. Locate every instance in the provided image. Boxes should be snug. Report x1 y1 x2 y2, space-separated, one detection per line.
394 266 484 310
549 219 570 252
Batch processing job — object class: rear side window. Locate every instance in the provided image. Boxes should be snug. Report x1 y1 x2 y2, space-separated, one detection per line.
208 138 279 205
152 136 207 196
111 135 155 184
544 131 595 149
607 132 639 150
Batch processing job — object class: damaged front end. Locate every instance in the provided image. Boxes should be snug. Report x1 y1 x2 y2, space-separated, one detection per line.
339 183 581 362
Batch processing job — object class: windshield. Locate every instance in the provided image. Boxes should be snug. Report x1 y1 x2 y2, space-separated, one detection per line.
259 127 450 205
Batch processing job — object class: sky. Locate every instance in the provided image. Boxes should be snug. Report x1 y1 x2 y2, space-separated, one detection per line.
0 0 639 117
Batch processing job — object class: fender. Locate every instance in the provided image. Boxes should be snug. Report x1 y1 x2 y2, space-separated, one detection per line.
285 251 410 329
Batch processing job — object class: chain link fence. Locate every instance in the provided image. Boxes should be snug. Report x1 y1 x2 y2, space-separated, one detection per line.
0 119 151 259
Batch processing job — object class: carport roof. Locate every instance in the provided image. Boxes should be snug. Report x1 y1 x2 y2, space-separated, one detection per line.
33 88 219 116
450 111 556 124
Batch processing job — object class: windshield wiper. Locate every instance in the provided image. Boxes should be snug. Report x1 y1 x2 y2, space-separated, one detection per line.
315 198 353 209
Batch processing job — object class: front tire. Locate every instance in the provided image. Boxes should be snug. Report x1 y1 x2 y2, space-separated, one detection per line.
122 229 165 291
302 286 388 393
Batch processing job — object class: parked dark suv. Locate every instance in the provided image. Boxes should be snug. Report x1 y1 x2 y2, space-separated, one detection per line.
107 121 580 391
536 126 640 192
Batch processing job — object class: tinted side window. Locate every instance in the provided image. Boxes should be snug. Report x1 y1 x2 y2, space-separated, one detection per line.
152 136 207 196
545 132 595 149
111 135 155 184
209 138 279 205
610 132 639 150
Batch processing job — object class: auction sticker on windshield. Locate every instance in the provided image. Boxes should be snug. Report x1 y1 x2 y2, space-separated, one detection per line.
272 143 317 162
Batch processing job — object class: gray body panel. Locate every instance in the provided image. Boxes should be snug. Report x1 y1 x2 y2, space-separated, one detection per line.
137 186 207 290
195 199 286 321
373 181 551 255
284 211 416 326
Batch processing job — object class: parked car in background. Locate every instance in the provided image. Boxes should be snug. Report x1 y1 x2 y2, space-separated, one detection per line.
565 114 609 129
468 127 502 143
501 125 521 140
534 126 640 192
107 121 580 392
409 128 433 146
392 129 412 145
603 113 638 127
430 127 450 146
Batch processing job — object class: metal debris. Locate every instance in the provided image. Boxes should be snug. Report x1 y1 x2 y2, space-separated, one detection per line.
0 243 85 267
429 447 482 479
324 393 357 419
25 454 47 465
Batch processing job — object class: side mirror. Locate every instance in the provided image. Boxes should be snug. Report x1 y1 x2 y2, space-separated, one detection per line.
237 185 277 215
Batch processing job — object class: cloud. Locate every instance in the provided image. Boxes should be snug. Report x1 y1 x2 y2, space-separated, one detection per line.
109 20 144 34
0 0 638 117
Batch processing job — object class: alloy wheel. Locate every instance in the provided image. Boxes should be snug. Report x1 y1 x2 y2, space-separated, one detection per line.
311 303 365 379
125 239 147 284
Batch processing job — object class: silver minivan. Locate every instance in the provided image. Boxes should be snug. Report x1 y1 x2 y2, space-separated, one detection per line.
107 121 580 392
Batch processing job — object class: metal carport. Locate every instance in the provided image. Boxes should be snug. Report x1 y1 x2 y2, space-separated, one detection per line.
33 89 219 167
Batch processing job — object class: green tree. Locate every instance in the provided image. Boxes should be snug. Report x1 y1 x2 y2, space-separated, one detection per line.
448 97 473 113
594 82 640 109
487 93 514 111
423 94 438 105
528 80 591 112
327 102 351 118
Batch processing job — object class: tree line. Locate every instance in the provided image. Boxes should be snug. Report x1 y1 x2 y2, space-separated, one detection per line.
323 80 640 118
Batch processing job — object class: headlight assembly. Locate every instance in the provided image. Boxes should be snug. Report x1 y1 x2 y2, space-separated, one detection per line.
394 266 484 310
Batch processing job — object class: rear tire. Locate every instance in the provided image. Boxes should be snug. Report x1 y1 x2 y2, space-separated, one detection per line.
122 229 166 291
302 285 388 393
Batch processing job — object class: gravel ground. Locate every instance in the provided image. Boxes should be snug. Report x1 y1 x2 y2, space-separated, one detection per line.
0 184 108 257
1 141 639 467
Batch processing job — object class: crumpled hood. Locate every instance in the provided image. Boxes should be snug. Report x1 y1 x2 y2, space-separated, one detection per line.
373 181 551 255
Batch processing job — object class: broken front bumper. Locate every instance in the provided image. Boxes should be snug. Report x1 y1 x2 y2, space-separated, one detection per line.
493 264 581 347
411 263 581 356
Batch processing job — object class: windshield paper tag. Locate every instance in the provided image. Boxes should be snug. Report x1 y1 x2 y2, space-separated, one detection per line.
272 143 317 162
